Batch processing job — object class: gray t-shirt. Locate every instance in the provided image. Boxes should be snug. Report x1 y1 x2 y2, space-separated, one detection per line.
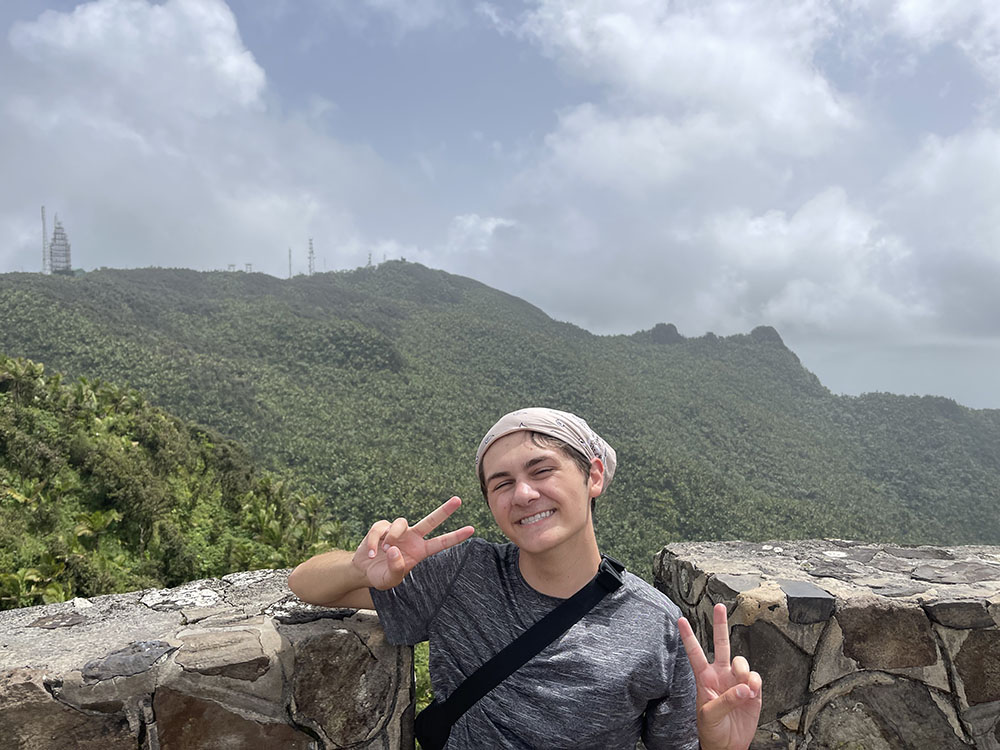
371 538 698 749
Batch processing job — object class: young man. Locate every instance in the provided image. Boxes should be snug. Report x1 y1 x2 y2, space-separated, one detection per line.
288 408 761 749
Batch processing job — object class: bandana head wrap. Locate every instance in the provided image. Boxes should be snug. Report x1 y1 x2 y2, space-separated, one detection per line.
475 407 617 487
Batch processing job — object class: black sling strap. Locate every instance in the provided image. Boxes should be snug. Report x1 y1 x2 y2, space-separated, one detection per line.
413 555 626 750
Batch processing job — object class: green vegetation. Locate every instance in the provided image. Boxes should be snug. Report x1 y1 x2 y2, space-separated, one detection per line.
2 262 999 592
0 354 345 609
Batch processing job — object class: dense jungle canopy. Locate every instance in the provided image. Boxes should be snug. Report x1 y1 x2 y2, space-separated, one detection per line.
2 262 999 608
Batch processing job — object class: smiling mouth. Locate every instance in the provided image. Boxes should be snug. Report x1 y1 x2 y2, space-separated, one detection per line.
518 509 555 525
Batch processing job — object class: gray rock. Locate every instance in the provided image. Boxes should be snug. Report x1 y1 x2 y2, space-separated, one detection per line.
28 612 87 629
912 561 1000 585
778 579 835 624
955 630 1000 705
707 573 763 600
0 668 135 749
82 641 177 684
808 678 969 749
924 600 995 629
730 620 810 724
175 629 269 682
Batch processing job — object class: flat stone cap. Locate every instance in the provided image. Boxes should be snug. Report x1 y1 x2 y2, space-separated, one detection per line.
661 539 1000 615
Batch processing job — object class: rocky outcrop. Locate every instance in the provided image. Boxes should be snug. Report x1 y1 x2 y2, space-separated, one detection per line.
656 540 1000 749
0 570 412 750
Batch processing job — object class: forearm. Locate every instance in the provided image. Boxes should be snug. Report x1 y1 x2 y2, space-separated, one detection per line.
287 548 374 609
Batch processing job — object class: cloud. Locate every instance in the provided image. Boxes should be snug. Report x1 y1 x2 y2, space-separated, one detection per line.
888 0 1000 85
9 0 266 119
882 128 1000 335
689 187 929 336
0 0 412 276
511 0 859 156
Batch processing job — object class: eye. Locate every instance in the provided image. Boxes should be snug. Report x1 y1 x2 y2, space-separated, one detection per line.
492 479 513 492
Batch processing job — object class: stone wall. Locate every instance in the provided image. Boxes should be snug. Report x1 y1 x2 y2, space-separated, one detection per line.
5 541 999 749
656 540 1000 749
0 570 413 750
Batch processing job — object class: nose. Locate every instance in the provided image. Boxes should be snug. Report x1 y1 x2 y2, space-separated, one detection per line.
513 479 540 503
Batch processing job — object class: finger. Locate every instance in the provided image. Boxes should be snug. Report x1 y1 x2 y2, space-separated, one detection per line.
386 546 407 578
412 496 462 537
699 680 761 728
749 670 762 697
678 616 710 675
712 602 730 666
732 655 751 683
423 525 475 556
383 517 409 549
364 520 391 558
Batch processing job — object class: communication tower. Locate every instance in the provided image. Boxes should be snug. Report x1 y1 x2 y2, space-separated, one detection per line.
48 214 73 274
308 238 315 276
41 206 49 274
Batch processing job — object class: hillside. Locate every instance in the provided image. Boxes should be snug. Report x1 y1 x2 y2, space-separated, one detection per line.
0 353 345 609
2 263 999 576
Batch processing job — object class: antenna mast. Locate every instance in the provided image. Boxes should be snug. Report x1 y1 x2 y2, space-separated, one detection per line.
41 206 49 274
308 238 315 276
288 247 292 278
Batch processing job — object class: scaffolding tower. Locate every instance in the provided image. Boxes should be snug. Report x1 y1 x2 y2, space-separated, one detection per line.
48 215 73 274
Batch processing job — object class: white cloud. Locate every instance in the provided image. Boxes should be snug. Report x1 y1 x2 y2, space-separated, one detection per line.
513 0 858 156
444 213 517 255
889 0 1000 85
540 104 748 193
9 0 266 119
690 187 929 335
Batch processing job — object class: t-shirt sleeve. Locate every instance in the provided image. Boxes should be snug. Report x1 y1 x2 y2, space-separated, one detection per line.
641 613 699 750
369 539 475 645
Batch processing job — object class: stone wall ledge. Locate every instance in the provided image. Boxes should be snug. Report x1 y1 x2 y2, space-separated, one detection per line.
0 570 413 750
655 539 1000 749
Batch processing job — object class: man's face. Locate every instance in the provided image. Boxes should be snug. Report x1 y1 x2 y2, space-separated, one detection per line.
480 432 604 557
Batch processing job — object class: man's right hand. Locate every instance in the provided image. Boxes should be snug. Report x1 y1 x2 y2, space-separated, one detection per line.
288 496 475 608
356 496 476 590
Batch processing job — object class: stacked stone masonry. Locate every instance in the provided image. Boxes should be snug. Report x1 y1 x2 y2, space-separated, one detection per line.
0 570 413 750
656 540 1000 749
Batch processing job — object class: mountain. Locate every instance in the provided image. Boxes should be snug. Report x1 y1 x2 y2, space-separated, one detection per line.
2 262 999 576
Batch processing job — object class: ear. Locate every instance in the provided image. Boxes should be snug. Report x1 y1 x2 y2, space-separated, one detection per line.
588 458 605 498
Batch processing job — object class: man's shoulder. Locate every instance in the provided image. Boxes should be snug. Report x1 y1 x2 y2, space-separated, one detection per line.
617 570 683 622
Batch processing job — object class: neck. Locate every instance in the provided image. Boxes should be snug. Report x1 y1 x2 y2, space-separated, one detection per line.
517 529 602 598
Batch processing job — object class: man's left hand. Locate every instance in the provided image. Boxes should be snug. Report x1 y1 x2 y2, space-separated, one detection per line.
678 603 762 750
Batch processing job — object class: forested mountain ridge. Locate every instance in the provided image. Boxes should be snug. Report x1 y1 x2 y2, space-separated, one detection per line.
2 262 999 577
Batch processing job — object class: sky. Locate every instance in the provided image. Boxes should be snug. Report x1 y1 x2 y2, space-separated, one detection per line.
2 0 999 409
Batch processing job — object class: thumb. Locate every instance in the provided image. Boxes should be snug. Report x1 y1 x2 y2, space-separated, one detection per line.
699 682 757 727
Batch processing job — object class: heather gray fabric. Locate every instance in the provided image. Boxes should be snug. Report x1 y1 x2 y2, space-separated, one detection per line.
476 408 618 488
371 538 698 749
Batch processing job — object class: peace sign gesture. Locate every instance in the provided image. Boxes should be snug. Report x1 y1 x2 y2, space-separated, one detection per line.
678 603 762 750
354 496 476 590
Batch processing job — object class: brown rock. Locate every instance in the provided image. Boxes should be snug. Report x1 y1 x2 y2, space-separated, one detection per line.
808 678 969 749
730 620 810 724
153 686 313 749
292 627 395 744
955 629 1000 705
837 599 936 669
0 668 135 749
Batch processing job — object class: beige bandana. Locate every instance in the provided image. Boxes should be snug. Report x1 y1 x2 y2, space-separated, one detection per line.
476 407 617 487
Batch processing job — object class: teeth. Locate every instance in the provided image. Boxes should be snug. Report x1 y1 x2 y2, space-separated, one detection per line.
519 510 555 525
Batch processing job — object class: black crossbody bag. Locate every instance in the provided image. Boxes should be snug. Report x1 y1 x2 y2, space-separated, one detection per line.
413 555 626 750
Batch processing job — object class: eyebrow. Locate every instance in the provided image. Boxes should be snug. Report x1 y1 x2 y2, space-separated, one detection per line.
485 454 555 485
